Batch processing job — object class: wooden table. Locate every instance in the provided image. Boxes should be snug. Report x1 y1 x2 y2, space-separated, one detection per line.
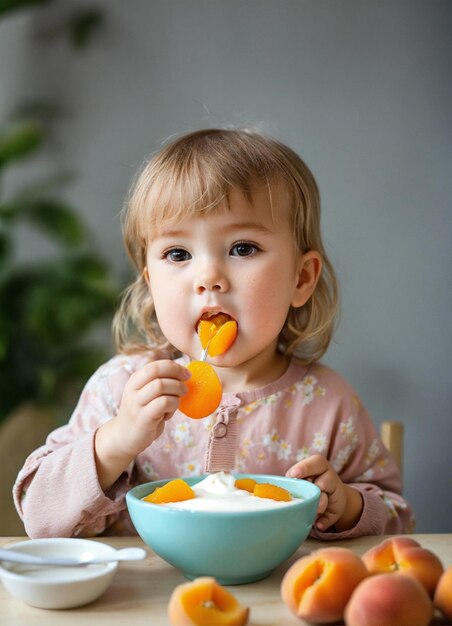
1 535 451 625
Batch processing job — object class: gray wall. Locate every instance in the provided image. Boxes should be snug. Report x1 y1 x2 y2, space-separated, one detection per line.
1 0 451 532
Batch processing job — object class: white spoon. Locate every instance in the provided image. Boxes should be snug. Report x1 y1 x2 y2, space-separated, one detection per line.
0 546 147 567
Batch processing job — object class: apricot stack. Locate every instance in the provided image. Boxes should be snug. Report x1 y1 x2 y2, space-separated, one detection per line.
168 577 249 626
280 537 448 626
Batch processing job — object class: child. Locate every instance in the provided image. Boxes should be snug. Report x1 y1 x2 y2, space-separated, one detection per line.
14 128 414 538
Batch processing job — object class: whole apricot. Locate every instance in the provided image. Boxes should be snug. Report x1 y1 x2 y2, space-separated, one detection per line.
434 565 452 621
168 576 249 626
362 536 444 596
281 547 368 623
344 573 433 626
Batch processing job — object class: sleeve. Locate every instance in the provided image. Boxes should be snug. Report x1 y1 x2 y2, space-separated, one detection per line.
13 357 138 538
310 389 415 540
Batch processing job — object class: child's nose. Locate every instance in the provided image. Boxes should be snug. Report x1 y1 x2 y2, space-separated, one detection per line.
194 265 229 294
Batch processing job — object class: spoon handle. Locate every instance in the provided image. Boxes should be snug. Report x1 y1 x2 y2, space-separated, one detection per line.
0 548 49 565
0 546 147 567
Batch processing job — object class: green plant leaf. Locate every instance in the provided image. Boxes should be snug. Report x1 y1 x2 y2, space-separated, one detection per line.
63 253 112 286
68 9 103 49
0 312 8 359
0 231 12 265
26 199 86 246
0 0 51 17
0 120 42 165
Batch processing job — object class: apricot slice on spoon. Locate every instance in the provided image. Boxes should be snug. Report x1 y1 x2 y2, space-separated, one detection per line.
198 314 237 357
178 361 222 419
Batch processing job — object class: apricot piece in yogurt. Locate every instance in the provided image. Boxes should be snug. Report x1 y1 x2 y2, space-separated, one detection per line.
253 483 292 502
234 478 257 493
198 314 237 357
143 478 195 504
168 576 249 626
179 361 222 419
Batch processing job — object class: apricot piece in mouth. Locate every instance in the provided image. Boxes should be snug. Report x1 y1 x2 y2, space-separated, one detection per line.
198 313 238 357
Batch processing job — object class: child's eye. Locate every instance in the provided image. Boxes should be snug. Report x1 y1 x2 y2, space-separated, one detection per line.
230 242 260 257
163 248 191 262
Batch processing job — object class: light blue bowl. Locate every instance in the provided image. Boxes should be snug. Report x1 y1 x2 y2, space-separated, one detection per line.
126 474 320 585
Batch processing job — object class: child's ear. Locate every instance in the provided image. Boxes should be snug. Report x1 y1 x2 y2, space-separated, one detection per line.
143 267 150 286
291 251 322 308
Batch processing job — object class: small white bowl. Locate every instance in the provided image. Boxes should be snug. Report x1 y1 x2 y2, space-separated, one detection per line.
0 538 118 609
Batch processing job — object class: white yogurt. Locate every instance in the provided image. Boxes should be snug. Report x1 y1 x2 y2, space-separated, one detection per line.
163 472 301 512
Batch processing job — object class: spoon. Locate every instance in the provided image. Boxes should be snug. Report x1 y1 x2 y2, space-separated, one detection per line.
0 546 147 567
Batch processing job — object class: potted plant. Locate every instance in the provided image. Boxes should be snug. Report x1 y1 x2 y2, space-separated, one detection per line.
0 0 115 533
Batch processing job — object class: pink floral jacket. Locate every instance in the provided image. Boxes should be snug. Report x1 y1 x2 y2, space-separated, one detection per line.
14 354 415 539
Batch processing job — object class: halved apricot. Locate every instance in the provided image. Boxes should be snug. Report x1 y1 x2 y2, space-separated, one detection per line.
142 478 195 504
234 478 257 493
198 314 238 357
253 483 292 501
179 361 222 419
168 576 249 626
281 547 369 623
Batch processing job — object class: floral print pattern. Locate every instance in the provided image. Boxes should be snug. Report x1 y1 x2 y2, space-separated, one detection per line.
13 354 414 539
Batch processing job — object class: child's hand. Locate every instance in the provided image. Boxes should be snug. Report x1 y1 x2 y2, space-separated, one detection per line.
286 455 363 532
113 360 191 456
95 360 190 490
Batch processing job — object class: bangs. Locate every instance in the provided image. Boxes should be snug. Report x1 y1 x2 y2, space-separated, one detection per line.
127 129 285 242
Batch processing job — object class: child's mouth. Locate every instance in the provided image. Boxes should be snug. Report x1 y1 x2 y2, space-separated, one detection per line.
195 312 236 332
195 312 238 357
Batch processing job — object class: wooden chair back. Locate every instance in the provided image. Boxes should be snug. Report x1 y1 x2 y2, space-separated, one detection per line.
380 420 404 474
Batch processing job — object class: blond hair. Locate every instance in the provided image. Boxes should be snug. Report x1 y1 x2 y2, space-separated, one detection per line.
113 128 339 363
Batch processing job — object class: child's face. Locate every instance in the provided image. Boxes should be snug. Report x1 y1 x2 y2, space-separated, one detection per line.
145 186 315 367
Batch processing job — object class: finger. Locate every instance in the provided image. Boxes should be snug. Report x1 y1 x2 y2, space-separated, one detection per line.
141 395 181 422
137 378 188 406
314 469 339 495
286 454 329 479
317 491 328 515
315 509 339 532
130 360 190 390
